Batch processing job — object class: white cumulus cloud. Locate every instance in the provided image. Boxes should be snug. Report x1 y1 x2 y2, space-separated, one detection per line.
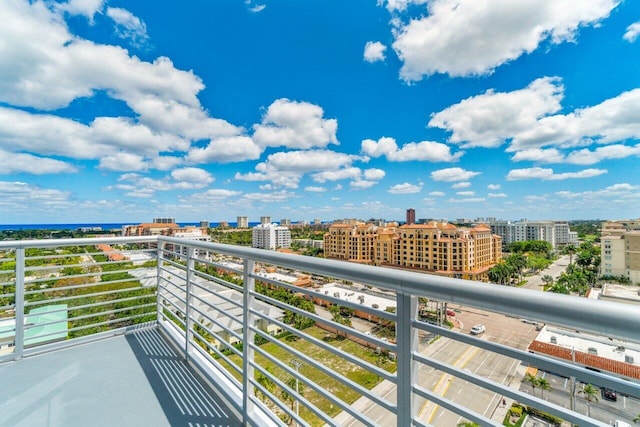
361 136 462 161
106 7 149 47
624 22 640 42
0 149 77 175
388 182 422 194
391 0 619 81
252 99 338 149
430 167 480 182
429 77 563 148
506 167 607 181
364 41 387 63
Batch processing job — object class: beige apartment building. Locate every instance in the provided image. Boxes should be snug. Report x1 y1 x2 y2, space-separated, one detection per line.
600 220 640 284
324 221 502 281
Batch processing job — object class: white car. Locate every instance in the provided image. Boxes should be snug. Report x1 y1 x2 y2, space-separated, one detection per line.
470 324 485 335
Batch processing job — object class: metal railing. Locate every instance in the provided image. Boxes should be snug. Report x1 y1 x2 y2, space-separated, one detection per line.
1 236 639 427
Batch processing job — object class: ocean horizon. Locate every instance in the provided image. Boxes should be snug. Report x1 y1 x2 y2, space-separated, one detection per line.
0 222 253 231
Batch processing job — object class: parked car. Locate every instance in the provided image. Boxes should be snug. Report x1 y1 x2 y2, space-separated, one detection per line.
446 309 456 316
602 387 617 401
470 324 485 335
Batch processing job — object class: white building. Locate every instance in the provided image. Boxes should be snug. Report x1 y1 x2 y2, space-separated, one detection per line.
171 227 212 260
236 216 248 228
490 220 578 249
252 223 291 250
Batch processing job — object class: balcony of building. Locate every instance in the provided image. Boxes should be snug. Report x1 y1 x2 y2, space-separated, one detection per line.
1 236 639 427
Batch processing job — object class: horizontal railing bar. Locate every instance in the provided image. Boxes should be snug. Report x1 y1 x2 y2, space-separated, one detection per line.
189 334 243 391
251 338 381 426
190 327 243 376
24 285 151 308
251 361 330 427
249 302 395 382
158 236 640 342
412 384 498 426
0 236 158 250
250 324 396 414
64 312 154 335
158 308 186 329
158 285 187 307
250 272 397 324
413 320 640 397
412 352 606 427
188 308 243 355
191 269 243 293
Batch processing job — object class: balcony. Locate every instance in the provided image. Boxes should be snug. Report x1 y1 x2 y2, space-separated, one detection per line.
1 236 639 426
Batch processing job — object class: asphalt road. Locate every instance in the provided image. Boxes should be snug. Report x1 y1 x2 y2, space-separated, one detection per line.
337 308 541 427
522 255 570 291
519 370 640 425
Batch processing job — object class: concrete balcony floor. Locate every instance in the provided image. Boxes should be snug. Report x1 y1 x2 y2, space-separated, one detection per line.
0 327 241 427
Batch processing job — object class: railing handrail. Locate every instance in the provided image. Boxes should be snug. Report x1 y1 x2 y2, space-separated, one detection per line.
2 235 638 343
158 235 640 344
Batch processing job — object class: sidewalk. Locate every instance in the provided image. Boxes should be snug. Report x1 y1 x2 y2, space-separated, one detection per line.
330 378 396 426
491 363 530 424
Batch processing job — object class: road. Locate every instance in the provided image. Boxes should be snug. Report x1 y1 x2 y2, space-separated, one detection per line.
337 308 541 426
522 255 570 291
519 370 640 425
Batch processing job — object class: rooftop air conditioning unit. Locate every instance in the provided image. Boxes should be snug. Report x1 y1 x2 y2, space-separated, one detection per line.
625 355 635 364
550 336 557 344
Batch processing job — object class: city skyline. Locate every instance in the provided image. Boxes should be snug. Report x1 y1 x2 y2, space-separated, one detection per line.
1 1 640 224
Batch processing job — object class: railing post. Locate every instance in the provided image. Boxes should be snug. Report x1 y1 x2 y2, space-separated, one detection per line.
156 241 165 325
242 259 256 425
14 248 25 360
184 246 195 361
396 291 418 426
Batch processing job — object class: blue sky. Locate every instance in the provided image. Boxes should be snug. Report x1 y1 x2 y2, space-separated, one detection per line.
1 0 640 224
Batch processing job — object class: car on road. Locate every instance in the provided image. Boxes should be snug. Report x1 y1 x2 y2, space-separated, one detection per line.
470 324 485 335
602 387 617 401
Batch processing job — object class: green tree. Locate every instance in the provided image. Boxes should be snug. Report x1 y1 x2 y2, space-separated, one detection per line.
505 253 527 282
488 263 513 285
255 370 276 402
537 377 551 399
524 372 539 395
578 383 599 417
456 422 480 427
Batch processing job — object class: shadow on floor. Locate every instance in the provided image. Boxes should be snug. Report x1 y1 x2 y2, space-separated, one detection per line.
125 328 242 427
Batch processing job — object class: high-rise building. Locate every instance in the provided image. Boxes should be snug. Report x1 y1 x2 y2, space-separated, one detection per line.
489 220 577 249
600 220 640 283
236 216 249 228
280 218 291 226
314 218 321 225
260 216 271 225
199 221 209 229
406 208 415 225
153 217 176 224
252 223 291 250
323 221 502 281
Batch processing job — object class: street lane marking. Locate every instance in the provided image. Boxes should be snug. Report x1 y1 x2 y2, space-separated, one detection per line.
418 344 481 423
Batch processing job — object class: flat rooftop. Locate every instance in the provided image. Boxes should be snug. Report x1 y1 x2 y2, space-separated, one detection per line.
0 327 241 427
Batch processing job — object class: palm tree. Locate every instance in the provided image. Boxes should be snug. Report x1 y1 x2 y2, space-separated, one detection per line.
255 370 276 402
537 377 552 399
633 413 640 423
541 274 554 289
578 383 599 417
524 372 539 395
565 244 577 266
